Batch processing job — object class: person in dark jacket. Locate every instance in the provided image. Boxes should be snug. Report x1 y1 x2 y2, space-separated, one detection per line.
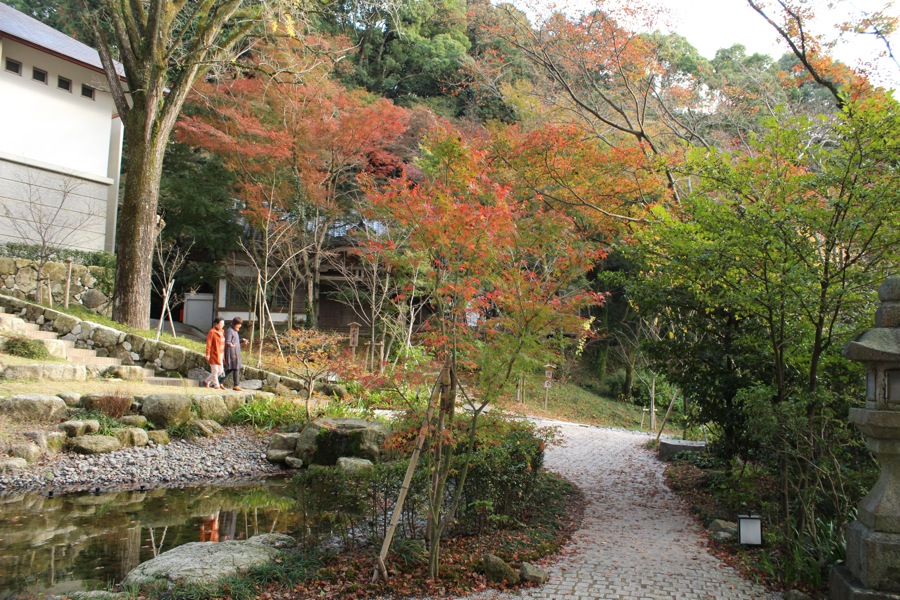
224 317 246 391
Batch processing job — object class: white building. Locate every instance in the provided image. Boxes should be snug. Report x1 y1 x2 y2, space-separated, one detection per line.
0 2 123 253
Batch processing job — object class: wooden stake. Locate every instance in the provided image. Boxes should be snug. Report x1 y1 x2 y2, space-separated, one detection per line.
656 390 679 443
372 370 444 583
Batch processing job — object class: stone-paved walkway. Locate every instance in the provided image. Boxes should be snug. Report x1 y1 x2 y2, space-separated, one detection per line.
459 420 777 600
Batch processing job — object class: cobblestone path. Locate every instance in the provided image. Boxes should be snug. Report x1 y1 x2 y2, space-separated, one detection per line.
464 420 777 600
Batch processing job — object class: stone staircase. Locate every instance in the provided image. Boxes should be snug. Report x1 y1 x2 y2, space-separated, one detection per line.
0 306 198 387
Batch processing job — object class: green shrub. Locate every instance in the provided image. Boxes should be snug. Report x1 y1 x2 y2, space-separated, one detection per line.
3 335 51 360
228 397 307 430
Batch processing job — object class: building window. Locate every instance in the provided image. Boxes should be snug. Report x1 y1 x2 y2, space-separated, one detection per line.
58 76 72 92
32 67 48 84
4 58 22 75
81 84 95 99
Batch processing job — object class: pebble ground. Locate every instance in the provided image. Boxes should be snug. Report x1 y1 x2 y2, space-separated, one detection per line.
457 420 777 600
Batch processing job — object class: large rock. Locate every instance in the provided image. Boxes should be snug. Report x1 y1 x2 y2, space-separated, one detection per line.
159 345 188 371
9 442 41 463
190 418 224 437
0 457 28 472
57 392 81 407
119 415 148 428
81 289 108 310
121 534 292 588
193 395 228 421
0 394 67 422
115 427 149 447
70 436 121 454
141 395 192 428
295 418 391 466
520 562 549 584
337 457 374 473
147 430 170 445
269 432 302 452
52 312 80 335
59 420 87 438
482 553 519 584
90 324 122 348
103 365 145 381
25 430 66 453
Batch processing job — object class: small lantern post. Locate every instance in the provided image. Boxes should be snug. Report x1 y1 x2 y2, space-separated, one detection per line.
348 322 360 360
831 277 900 599
543 364 556 411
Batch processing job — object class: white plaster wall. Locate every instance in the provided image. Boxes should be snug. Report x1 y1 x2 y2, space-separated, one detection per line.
0 39 116 177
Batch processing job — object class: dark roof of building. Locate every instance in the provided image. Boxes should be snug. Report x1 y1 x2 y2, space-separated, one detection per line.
0 2 124 77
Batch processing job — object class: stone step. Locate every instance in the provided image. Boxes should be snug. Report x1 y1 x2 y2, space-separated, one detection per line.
143 376 200 388
68 355 121 367
28 330 59 340
66 347 98 358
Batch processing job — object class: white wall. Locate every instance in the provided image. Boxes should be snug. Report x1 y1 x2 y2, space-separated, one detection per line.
0 38 121 252
0 39 117 177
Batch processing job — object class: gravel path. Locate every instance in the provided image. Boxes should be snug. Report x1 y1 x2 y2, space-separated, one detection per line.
459 420 777 600
0 427 284 495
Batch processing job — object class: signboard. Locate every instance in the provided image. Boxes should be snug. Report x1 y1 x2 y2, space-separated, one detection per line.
544 379 552 389
349 323 360 348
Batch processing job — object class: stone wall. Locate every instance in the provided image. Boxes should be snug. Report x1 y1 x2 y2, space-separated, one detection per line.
0 294 305 389
0 257 111 313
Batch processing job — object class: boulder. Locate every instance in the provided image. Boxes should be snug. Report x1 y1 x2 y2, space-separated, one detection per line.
58 421 85 437
115 427 149 447
482 553 519 584
159 345 188 371
520 562 549 584
269 432 302 452
119 415 148 428
57 392 81 407
2 365 44 380
83 419 101 434
337 457 374 473
81 289 108 310
295 418 392 466
284 456 304 469
222 394 248 412
193 395 228 421
709 519 738 536
147 430 170 446
90 324 122 348
266 449 292 464
52 312 80 335
70 436 121 454
241 379 264 391
0 394 67 422
42 364 88 381
187 367 210 381
190 418 224 437
103 365 145 381
9 442 41 463
0 457 28 473
25 430 66 454
122 535 289 588
142 395 192 428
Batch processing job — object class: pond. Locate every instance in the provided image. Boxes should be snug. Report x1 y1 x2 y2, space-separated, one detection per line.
0 479 302 599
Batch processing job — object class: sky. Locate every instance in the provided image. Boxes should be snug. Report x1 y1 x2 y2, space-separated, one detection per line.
655 0 900 86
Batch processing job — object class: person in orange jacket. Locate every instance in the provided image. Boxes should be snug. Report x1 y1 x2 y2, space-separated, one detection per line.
204 317 225 389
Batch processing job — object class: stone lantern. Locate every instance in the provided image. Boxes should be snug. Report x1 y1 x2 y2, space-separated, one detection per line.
831 277 900 600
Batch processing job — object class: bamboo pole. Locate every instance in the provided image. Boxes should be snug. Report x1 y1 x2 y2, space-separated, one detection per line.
656 390 679 443
371 370 444 583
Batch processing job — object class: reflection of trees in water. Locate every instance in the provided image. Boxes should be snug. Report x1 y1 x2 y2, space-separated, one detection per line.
0 481 300 598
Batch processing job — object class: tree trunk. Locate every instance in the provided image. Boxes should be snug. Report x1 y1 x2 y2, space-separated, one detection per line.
112 137 166 328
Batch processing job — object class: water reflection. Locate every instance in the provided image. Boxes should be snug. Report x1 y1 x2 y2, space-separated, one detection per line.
0 479 299 599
